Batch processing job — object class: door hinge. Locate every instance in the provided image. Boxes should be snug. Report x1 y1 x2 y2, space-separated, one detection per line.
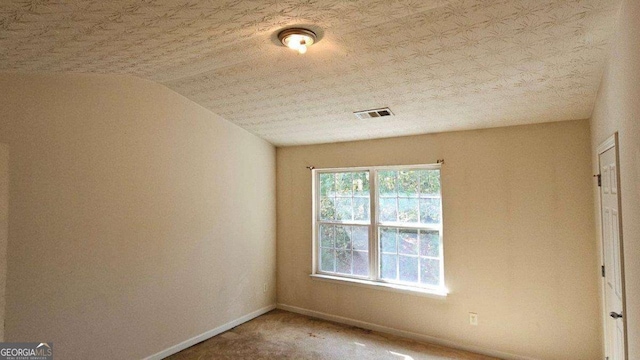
601 265 605 277
595 174 602 187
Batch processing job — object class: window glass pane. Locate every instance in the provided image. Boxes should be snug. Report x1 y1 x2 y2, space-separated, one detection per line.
320 249 335 272
378 171 397 197
398 229 418 255
352 172 370 196
418 170 440 196
419 230 440 257
335 226 351 249
320 224 335 248
336 250 352 274
320 197 335 221
321 171 370 222
399 256 419 283
335 197 353 221
353 197 370 221
335 173 353 196
352 226 368 251
379 198 397 222
380 227 397 253
420 258 440 286
353 251 369 276
398 198 419 223
319 225 369 277
398 170 419 197
381 254 397 280
419 198 441 224
320 173 335 197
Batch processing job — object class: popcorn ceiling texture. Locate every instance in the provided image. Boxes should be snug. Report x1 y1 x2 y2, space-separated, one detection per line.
0 0 621 145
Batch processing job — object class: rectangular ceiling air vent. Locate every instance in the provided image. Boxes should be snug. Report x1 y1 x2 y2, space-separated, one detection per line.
353 107 394 120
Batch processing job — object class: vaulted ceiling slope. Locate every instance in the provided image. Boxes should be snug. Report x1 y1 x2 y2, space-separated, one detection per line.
0 0 621 145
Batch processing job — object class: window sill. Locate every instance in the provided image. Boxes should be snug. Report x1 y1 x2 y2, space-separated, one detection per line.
309 274 448 299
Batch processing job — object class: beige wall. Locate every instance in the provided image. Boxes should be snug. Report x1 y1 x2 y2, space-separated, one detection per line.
277 120 599 360
590 0 640 357
0 74 276 359
0 144 7 341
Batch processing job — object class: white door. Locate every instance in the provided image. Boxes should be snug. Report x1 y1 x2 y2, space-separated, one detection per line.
599 136 627 360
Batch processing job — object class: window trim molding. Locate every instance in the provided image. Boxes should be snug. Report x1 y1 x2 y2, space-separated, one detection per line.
309 274 448 299
311 163 446 296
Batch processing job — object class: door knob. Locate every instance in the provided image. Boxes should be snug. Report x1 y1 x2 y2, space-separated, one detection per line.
610 312 623 319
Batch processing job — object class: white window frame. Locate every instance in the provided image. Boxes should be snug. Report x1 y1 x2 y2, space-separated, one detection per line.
311 164 447 297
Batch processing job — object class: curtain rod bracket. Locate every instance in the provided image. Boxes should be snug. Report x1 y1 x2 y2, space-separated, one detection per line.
306 166 315 170
437 159 445 164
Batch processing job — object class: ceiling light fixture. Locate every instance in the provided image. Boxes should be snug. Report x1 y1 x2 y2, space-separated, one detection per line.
278 28 317 54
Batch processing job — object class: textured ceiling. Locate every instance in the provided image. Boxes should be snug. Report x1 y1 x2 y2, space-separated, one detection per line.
0 0 621 145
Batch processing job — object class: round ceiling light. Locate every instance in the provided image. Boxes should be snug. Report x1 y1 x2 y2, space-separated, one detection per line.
278 28 317 54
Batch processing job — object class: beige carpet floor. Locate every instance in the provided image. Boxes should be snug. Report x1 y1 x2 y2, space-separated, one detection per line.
167 309 500 360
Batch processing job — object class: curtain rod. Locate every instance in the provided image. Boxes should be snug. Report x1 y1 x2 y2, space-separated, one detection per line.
306 159 444 170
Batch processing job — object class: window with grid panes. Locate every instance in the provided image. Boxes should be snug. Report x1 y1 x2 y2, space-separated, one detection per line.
313 165 444 292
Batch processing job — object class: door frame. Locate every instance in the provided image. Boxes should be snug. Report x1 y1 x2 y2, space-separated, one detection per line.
596 132 628 359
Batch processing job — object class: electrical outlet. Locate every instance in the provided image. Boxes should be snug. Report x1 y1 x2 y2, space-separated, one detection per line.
469 312 478 326
263 283 267 293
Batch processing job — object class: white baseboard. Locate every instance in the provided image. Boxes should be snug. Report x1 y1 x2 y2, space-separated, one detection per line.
143 304 276 360
277 303 538 360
